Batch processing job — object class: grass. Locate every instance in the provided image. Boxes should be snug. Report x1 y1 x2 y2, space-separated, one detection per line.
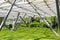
0 27 60 40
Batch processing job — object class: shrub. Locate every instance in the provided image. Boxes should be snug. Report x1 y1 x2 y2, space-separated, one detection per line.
34 17 40 22
51 16 58 29
23 18 30 22
8 24 12 29
20 24 27 27
40 22 49 28
29 21 40 27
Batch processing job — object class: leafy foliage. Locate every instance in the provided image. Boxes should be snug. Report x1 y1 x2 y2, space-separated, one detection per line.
0 16 59 40
40 22 48 28
29 21 40 27
19 16 58 28
8 24 12 29
20 24 27 27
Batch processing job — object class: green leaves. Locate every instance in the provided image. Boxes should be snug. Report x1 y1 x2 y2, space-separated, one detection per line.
20 24 27 27
30 21 40 27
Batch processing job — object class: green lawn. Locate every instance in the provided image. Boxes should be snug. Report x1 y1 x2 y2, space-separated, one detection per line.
0 27 60 40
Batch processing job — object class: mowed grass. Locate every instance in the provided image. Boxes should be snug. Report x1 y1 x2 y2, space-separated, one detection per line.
0 27 60 40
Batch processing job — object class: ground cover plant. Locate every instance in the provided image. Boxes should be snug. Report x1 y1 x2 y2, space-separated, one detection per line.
0 27 60 40
0 16 60 40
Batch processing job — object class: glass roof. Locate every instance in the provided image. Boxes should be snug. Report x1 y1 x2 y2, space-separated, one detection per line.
0 0 57 19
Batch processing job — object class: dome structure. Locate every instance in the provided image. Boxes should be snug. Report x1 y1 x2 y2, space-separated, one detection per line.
0 0 57 19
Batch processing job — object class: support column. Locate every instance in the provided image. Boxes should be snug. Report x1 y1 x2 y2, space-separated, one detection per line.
55 0 60 31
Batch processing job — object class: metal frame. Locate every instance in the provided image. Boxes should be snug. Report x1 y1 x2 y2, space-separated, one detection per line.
26 0 59 36
55 0 60 31
0 0 59 36
0 0 16 30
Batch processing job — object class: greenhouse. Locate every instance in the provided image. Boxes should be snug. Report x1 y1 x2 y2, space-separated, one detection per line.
0 0 60 40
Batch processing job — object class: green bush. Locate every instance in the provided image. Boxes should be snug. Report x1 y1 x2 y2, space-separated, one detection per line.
51 16 58 29
23 18 30 22
20 24 27 27
8 24 12 29
40 22 48 28
34 17 40 22
29 21 40 27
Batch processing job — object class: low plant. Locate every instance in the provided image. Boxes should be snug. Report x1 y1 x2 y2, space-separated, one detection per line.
20 24 27 27
8 24 12 29
29 21 40 27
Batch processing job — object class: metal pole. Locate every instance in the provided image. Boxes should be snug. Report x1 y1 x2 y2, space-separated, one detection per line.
0 0 16 30
55 0 60 31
